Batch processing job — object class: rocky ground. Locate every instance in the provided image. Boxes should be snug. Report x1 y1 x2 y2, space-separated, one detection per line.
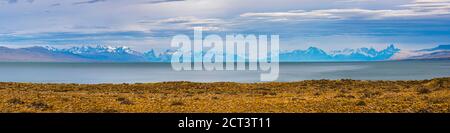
0 77 449 113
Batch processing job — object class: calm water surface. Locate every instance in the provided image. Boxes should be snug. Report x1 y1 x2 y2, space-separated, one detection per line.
0 60 448 83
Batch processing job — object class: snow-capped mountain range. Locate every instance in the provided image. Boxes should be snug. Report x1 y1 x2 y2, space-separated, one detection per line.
48 45 147 62
279 45 400 61
0 44 448 62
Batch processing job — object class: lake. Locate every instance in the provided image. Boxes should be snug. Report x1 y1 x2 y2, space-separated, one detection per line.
0 60 449 83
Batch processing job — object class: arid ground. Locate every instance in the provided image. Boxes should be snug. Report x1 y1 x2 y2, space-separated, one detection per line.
0 77 449 113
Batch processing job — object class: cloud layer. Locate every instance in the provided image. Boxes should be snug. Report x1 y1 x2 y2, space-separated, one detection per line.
241 0 450 20
0 0 449 50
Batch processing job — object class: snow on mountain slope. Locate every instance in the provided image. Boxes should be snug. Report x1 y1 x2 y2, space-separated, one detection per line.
280 44 399 61
2 44 448 62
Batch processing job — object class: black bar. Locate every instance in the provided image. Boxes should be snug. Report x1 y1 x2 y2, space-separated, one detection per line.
0 113 449 131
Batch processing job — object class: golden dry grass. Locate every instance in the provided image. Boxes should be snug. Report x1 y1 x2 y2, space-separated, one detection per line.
0 77 449 113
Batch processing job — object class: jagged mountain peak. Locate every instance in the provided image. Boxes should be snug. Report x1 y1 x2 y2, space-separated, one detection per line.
305 47 326 54
52 45 140 55
384 44 400 51
329 45 399 58
281 44 401 61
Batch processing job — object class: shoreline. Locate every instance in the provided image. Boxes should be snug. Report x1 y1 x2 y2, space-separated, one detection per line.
2 76 450 85
0 77 449 113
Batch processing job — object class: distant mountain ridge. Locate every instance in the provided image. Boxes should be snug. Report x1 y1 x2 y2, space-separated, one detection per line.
0 44 448 62
51 46 147 62
405 45 450 60
280 44 400 61
0 46 91 62
417 45 450 52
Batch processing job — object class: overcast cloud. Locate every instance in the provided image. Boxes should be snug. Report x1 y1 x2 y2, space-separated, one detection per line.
0 0 449 51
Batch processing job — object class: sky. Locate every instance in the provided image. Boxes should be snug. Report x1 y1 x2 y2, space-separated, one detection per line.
0 0 449 52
